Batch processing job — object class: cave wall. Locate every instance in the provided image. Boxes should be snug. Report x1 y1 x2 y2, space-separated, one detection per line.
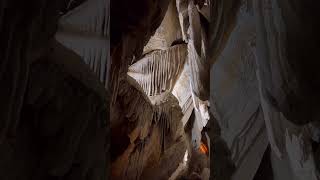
0 0 110 179
111 0 320 179
2 0 320 179
210 2 268 179
209 0 320 180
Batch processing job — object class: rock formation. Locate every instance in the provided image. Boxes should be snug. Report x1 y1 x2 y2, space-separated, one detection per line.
1 0 320 179
111 0 320 179
0 0 109 179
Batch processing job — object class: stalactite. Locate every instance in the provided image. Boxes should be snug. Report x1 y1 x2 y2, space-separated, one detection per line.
110 0 171 106
151 92 183 151
117 75 183 142
117 75 154 139
128 44 187 96
113 76 184 179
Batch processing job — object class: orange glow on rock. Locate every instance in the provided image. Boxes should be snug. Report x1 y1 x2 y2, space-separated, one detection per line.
199 142 208 154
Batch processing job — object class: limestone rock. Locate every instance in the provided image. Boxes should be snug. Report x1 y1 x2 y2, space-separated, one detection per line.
128 44 187 96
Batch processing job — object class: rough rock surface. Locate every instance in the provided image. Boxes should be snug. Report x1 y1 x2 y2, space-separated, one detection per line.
56 0 109 88
210 2 268 179
143 0 182 54
0 1 109 179
128 44 187 96
111 76 186 180
208 0 320 180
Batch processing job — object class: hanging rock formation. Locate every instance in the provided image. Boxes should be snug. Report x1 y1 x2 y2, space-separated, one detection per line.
128 44 187 96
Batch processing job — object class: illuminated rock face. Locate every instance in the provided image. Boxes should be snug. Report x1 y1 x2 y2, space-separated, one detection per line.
110 1 191 179
112 0 320 179
2 0 319 180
